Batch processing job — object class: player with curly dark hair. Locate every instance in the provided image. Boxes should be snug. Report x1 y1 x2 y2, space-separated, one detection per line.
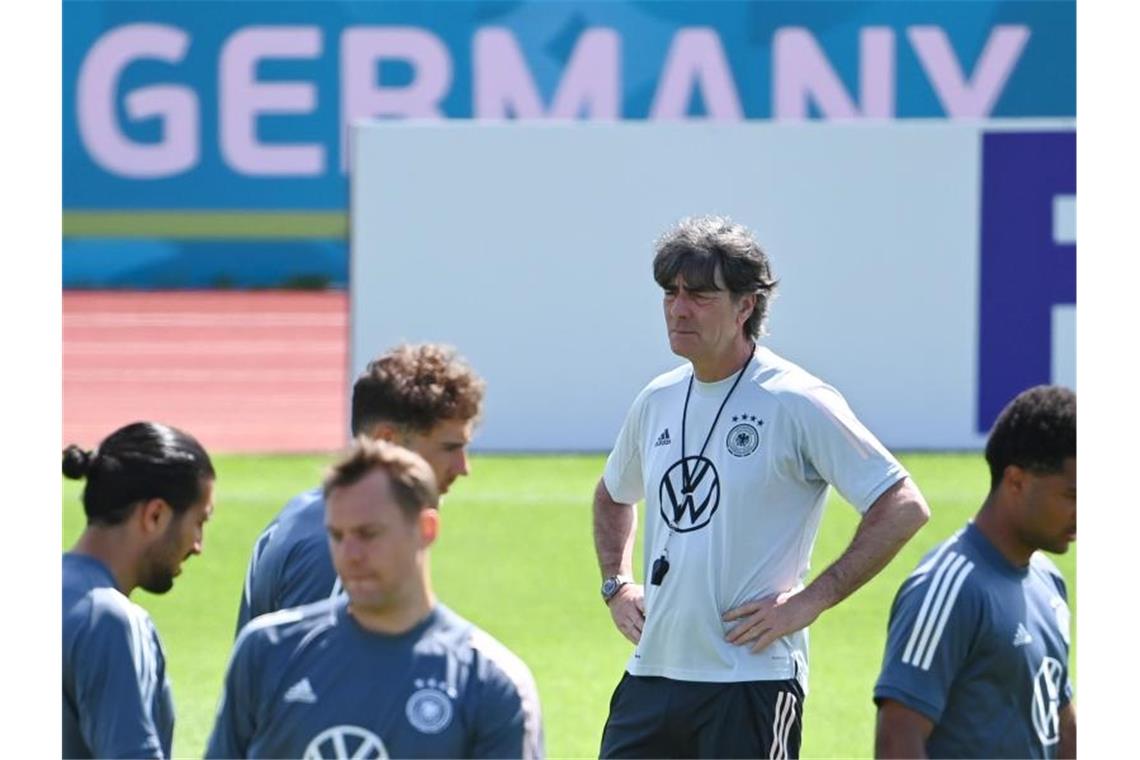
352 343 485 440
875 385 1076 758
233 343 486 636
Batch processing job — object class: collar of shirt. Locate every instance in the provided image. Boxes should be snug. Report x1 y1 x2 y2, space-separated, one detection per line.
962 521 1031 578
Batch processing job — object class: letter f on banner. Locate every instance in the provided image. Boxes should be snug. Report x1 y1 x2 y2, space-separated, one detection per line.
977 131 1076 433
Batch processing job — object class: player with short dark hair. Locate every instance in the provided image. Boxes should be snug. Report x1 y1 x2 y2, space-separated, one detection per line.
234 343 485 635
874 385 1076 758
207 439 544 759
63 421 216 758
594 215 930 758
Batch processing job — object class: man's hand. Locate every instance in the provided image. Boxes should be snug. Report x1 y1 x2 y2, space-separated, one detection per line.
608 583 646 644
722 589 822 653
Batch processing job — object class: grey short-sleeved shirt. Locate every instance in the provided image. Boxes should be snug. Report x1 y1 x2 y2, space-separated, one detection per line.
875 522 1073 758
63 553 174 759
604 346 907 686
209 598 544 759
235 487 341 636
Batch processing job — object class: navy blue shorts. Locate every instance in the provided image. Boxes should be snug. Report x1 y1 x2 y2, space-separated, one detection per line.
599 672 805 759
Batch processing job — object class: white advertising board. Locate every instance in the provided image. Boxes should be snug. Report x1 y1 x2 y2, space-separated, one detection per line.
350 122 1074 450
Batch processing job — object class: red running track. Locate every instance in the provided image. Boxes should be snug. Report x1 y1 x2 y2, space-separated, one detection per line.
64 291 349 453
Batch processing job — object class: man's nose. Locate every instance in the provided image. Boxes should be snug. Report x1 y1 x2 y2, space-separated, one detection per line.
340 537 365 563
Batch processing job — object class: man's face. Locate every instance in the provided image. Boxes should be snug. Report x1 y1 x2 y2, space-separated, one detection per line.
663 272 753 365
326 470 433 613
1015 457 1077 555
399 418 473 495
139 479 215 595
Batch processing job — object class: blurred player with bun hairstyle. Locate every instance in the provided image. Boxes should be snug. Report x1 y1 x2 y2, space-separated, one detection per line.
63 421 216 759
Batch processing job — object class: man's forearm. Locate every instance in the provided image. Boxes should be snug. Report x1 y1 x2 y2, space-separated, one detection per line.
803 478 929 612
875 700 934 759
875 729 928 760
592 478 637 577
1058 703 1076 759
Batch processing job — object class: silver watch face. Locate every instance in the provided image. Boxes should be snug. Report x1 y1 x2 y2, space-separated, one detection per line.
601 577 623 599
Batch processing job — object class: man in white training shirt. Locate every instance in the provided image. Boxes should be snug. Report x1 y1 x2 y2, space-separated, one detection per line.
593 215 931 758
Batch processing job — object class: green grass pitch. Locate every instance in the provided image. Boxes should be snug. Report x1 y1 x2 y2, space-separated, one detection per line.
62 452 1076 759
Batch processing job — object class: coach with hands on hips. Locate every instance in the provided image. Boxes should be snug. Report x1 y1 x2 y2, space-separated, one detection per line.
593 215 930 758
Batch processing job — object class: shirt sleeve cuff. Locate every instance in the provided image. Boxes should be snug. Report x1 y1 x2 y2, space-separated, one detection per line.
873 683 943 725
857 468 909 514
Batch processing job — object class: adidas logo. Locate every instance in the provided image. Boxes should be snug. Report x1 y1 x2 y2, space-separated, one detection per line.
1012 623 1033 647
284 677 318 704
654 429 672 447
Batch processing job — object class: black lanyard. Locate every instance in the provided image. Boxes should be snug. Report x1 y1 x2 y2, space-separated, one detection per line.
680 352 753 488
652 349 754 587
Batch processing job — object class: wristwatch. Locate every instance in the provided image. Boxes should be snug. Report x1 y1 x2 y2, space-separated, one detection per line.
600 574 633 603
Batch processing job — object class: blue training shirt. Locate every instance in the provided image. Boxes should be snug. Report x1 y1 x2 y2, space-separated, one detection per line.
234 487 340 637
208 598 544 759
874 522 1073 759
62 553 175 759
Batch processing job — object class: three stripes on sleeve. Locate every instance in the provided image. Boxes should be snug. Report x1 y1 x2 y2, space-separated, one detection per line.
900 551 975 671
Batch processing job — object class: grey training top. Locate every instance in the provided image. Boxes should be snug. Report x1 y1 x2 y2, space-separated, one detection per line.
234 487 340 637
63 553 174 759
209 598 544 759
875 522 1073 758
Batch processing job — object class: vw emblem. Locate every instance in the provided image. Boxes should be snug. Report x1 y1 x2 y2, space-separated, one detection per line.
658 456 720 533
1031 657 1064 747
303 725 388 759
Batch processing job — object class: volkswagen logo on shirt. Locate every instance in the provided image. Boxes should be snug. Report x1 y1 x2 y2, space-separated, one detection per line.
303 725 388 759
1031 656 1064 747
659 456 720 532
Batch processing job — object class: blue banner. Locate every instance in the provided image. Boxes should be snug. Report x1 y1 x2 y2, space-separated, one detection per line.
977 130 1075 432
63 0 1075 211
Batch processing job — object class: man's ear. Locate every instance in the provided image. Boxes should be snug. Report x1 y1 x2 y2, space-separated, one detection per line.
1002 464 1028 496
737 292 757 326
137 498 174 537
418 508 440 547
368 422 401 444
